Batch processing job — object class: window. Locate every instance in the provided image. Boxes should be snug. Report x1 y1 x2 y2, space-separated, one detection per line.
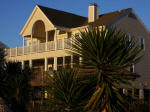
130 64 134 72
125 35 131 42
140 38 144 50
29 41 31 46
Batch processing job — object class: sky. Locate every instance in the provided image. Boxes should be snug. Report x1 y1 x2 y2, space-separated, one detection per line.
0 0 150 48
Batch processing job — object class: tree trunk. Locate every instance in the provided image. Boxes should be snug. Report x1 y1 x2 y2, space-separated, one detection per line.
97 70 102 88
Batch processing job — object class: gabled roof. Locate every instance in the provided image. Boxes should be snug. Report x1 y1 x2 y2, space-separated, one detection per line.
38 5 131 28
89 8 131 26
38 5 88 28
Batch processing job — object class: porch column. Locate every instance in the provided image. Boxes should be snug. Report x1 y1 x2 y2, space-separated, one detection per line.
45 31 48 51
45 57 48 71
62 38 65 49
29 59 32 68
54 57 57 70
16 46 18 56
23 37 25 55
71 55 73 68
79 57 82 65
9 48 12 57
31 33 33 46
31 34 33 53
21 61 24 69
139 88 144 99
63 56 65 67
54 30 58 50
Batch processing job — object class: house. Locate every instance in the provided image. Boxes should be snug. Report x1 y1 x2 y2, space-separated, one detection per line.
5 4 150 97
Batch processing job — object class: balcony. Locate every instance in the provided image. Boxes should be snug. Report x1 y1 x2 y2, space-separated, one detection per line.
6 38 71 57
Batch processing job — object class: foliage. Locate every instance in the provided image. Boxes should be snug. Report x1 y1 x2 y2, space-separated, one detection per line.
3 62 32 112
70 27 142 112
0 48 5 70
0 48 5 81
40 69 97 112
0 48 32 112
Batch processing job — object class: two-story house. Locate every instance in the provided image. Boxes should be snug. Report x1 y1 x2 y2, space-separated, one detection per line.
5 4 150 98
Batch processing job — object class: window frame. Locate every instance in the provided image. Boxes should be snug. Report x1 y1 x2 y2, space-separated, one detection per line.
140 38 145 50
130 64 134 72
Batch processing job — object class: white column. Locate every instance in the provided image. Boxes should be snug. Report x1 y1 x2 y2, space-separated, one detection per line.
79 57 82 65
55 30 58 50
54 57 57 70
23 37 25 55
16 46 18 56
10 48 11 57
30 34 33 53
45 31 48 51
22 61 25 69
62 38 65 49
29 59 32 68
63 56 65 67
139 88 144 99
45 57 48 71
70 37 73 49
71 55 73 68
31 34 33 46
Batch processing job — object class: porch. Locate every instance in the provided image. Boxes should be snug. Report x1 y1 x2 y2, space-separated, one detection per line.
6 38 71 57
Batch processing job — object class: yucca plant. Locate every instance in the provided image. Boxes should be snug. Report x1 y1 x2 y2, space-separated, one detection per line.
42 68 97 112
70 27 142 112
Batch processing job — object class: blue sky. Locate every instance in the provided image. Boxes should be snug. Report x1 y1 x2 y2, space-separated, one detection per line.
0 0 149 48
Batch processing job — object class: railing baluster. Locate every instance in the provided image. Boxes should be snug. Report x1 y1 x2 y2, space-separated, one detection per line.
5 39 73 57
16 47 18 56
10 48 11 57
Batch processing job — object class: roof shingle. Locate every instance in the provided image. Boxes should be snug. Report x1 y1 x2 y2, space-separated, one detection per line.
38 5 88 28
38 5 131 28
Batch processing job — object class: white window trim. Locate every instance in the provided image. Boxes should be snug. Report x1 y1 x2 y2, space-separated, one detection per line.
130 64 135 72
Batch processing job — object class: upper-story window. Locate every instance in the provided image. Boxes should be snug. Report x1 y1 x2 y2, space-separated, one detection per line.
125 35 131 42
140 38 144 50
130 64 134 72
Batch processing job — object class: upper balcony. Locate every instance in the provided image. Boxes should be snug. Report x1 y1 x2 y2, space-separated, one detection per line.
5 38 71 58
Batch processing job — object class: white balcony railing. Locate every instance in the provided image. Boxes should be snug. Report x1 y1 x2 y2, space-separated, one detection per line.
6 38 72 57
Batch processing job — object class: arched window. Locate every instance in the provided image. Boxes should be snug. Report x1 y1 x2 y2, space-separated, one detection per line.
32 20 46 43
